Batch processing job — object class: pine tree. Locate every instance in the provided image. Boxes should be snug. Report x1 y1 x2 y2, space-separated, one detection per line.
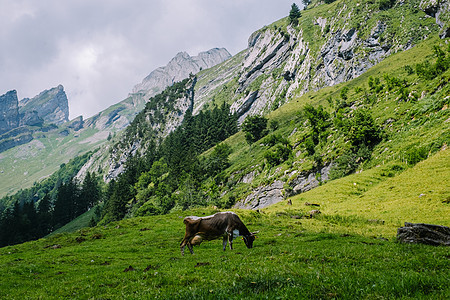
289 3 301 26
80 172 101 211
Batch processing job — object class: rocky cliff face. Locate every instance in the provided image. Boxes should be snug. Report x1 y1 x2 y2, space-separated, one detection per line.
0 85 70 153
85 48 231 132
19 85 69 125
132 48 231 94
0 90 20 135
103 77 197 181
204 1 443 124
82 1 444 184
420 0 450 38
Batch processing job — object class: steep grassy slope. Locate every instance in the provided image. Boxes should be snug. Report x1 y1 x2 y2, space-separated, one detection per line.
205 34 449 209
0 147 448 298
0 126 107 196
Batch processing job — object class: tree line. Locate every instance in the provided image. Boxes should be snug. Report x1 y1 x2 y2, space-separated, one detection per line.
0 171 102 247
101 101 238 223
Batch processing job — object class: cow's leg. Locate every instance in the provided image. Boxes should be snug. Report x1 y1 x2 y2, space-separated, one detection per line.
180 240 187 256
187 242 194 254
222 235 228 251
228 232 234 250
180 237 191 256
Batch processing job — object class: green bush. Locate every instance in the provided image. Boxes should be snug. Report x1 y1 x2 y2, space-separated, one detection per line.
264 143 292 167
347 109 382 150
242 115 269 144
304 104 331 145
203 143 232 176
416 45 450 80
329 153 359 180
405 146 428 165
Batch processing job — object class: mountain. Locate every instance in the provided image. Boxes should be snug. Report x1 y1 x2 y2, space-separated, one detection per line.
93 0 449 182
0 48 231 196
0 90 20 135
1 0 449 245
132 48 231 94
19 85 69 125
78 0 449 216
0 1 449 297
0 86 70 153
83 48 231 132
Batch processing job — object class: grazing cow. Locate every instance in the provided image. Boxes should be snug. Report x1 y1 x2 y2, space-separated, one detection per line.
180 211 256 255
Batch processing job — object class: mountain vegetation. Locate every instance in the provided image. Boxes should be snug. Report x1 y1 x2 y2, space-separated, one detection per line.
0 0 449 297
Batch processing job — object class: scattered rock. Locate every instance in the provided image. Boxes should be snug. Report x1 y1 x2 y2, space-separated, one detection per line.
397 222 450 246
368 219 385 225
124 265 135 272
234 180 284 210
308 210 322 218
75 237 86 243
194 262 210 268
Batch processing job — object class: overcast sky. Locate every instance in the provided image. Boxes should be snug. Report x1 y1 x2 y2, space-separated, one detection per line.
0 0 302 119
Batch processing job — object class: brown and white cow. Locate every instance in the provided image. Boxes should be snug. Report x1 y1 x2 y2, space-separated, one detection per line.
180 211 256 255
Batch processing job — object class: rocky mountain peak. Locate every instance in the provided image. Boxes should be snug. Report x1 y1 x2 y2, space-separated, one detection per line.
0 90 20 135
19 85 69 125
132 48 231 94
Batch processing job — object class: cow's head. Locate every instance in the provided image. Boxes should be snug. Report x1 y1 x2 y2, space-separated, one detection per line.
243 232 257 248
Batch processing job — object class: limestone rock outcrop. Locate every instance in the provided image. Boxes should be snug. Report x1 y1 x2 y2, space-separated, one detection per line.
132 48 231 94
19 85 69 125
420 0 450 38
0 90 20 135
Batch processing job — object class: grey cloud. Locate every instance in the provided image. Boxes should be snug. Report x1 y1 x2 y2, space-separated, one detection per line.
0 0 300 119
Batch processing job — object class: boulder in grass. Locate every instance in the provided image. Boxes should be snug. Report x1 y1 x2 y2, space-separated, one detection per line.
397 223 450 246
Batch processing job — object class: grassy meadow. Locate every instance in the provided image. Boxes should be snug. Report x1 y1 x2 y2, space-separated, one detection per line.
1 148 449 299
1 3 449 298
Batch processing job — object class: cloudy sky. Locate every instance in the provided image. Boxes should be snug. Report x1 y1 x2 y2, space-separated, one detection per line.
0 0 302 119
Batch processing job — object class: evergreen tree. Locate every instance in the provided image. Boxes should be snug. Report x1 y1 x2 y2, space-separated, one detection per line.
37 193 52 236
289 3 301 26
79 172 102 211
53 181 79 229
242 115 269 144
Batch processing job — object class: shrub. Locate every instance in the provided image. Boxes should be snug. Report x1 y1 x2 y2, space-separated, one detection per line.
368 76 383 93
340 86 349 100
416 45 450 80
404 65 414 75
347 109 382 150
203 143 232 176
289 3 301 26
242 115 269 144
377 0 395 10
304 104 331 145
405 146 428 165
264 143 292 167
329 153 359 180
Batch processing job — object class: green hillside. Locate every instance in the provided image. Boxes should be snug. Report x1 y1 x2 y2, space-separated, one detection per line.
1 32 448 298
0 148 448 298
1 1 449 297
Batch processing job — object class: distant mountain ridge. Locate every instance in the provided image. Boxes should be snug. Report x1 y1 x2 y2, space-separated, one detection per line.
0 48 232 196
132 48 231 94
0 86 69 153
19 85 69 125
83 48 231 131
